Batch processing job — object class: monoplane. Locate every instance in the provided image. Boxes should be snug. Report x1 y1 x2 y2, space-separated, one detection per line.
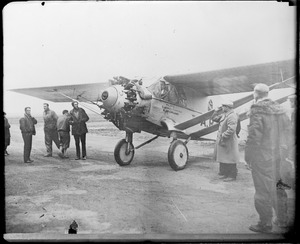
11 59 295 170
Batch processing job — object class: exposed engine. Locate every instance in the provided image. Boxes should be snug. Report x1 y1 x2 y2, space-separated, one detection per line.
100 77 148 131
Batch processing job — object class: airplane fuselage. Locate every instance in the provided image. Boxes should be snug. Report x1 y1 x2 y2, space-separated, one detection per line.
100 83 207 139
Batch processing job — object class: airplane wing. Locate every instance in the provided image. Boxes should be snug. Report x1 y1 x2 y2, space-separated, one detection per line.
9 82 109 103
189 93 292 140
174 75 294 131
164 59 295 96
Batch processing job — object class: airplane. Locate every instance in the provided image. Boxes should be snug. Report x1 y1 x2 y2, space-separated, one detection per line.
10 59 296 171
